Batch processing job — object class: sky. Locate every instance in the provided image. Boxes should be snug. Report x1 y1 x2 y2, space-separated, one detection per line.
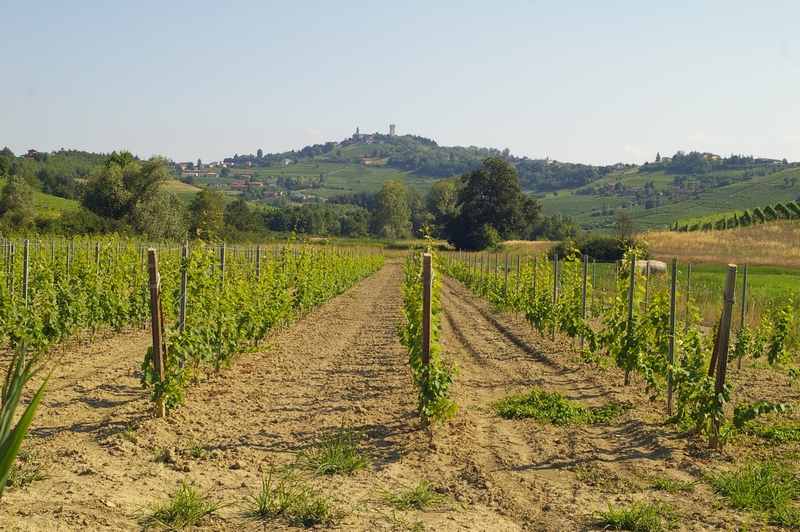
2 1 799 166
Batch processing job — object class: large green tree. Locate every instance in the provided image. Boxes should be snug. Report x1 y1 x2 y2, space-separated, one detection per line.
425 177 461 236
81 151 187 239
371 180 412 239
446 157 541 250
0 174 36 228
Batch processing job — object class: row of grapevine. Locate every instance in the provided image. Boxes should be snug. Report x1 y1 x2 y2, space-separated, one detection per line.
674 200 800 232
143 243 384 410
398 247 458 427
0 237 153 353
440 246 795 448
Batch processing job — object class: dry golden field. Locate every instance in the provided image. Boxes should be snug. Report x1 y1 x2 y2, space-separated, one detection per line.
645 221 800 269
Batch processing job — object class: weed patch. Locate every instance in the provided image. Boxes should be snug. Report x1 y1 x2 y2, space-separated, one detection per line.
378 479 446 511
140 479 228 529
241 466 339 526
707 459 800 525
493 387 631 425
594 500 679 531
296 421 373 475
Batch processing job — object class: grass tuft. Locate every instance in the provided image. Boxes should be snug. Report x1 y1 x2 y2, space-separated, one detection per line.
241 466 339 526
296 421 373 475
187 435 214 459
594 500 679 531
707 459 800 524
379 479 446 511
493 387 631 425
141 479 227 529
6 448 51 488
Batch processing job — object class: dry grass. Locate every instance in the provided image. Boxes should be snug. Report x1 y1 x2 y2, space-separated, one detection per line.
645 221 800 269
501 240 558 255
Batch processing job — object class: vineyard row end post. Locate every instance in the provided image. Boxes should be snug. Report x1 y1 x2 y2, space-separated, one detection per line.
147 249 166 418
421 253 433 367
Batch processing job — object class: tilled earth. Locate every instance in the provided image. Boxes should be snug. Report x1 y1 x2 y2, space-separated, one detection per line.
1 258 798 531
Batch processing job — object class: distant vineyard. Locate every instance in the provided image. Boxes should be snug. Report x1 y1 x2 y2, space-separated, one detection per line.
674 200 800 231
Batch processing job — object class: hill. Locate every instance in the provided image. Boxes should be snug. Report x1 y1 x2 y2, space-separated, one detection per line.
8 140 799 236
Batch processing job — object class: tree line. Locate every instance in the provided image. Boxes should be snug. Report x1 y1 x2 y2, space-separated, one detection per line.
1 149 585 250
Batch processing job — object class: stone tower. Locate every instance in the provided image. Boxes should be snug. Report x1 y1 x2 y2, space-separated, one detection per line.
389 124 396 136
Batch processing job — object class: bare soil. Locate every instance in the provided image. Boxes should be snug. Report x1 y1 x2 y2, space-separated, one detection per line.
2 259 798 531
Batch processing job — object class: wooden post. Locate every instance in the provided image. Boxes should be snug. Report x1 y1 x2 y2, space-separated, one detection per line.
494 252 499 287
625 254 637 385
737 264 748 369
667 258 677 416
644 261 650 311
591 259 596 317
256 245 262 279
421 253 433 367
552 253 559 341
503 252 509 300
516 254 521 294
581 254 588 348
147 249 166 418
710 264 737 449
533 256 538 298
179 241 188 334
220 243 226 285
22 239 29 306
685 262 692 334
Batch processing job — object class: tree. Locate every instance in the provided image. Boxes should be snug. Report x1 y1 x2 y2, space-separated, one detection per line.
371 180 411 239
655 152 661 163
406 186 428 236
257 149 263 159
611 212 637 248
425 178 461 235
446 157 541 250
188 188 225 240
224 198 262 233
197 158 202 169
0 174 36 220
82 152 186 238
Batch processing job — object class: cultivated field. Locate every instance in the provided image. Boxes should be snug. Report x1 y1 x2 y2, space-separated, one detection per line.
4 257 800 530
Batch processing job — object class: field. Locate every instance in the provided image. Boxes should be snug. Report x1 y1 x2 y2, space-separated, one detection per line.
540 167 800 233
4 246 800 530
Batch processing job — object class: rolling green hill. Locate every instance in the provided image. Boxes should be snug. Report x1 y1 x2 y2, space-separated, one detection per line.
538 166 800 234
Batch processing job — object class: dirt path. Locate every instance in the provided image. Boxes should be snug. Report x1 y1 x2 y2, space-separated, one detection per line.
0 259 782 531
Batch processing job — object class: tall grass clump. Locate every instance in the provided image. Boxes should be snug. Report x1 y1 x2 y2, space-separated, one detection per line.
296 421 373 475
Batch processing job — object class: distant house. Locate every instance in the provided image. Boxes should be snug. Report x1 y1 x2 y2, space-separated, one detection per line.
673 187 693 198
282 158 292 166
661 157 672 163
755 158 783 164
613 162 625 168
291 193 307 201
264 191 284 198
230 183 249 191
238 174 253 180
250 181 263 187
702 152 721 160
622 186 644 197
360 157 372 165
24 149 38 159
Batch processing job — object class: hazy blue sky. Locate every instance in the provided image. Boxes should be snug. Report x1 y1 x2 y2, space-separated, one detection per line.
2 1 799 165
